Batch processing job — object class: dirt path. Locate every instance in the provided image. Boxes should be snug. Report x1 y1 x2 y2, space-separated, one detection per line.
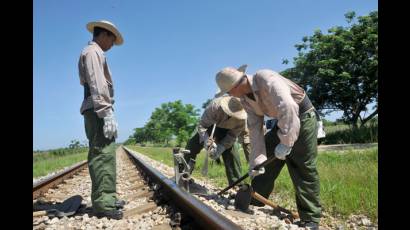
318 143 377 152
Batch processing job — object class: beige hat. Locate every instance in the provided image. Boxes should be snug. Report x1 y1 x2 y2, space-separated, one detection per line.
218 96 247 120
215 65 247 98
87 20 124 45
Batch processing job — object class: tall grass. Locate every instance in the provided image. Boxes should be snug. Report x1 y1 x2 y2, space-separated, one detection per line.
321 119 378 144
275 148 378 221
126 145 378 221
33 148 88 178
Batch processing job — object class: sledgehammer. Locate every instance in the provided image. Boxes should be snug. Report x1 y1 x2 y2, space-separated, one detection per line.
234 183 299 219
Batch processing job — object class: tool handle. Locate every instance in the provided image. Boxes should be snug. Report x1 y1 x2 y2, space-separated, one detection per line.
210 124 216 139
252 192 299 219
253 156 276 170
33 210 47 217
217 155 277 195
217 173 248 195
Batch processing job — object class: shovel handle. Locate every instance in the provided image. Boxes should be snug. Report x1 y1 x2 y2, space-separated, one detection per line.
209 124 216 140
252 191 299 219
33 210 47 217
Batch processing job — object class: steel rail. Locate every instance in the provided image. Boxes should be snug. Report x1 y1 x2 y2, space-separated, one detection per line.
122 146 242 230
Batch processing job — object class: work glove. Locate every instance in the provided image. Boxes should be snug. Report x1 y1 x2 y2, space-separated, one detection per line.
274 143 292 160
103 110 118 139
208 144 225 160
249 167 265 179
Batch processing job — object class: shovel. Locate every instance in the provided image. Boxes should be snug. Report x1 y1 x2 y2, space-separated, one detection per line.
234 184 299 219
33 195 83 218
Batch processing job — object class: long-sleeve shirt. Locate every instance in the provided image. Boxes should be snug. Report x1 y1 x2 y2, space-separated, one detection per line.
240 69 305 168
78 41 114 118
198 97 248 149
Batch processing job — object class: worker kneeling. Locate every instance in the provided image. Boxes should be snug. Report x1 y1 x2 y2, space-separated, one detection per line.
184 96 250 186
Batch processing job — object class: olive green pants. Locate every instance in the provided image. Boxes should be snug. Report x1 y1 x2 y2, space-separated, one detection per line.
83 110 118 212
251 110 322 223
185 127 242 185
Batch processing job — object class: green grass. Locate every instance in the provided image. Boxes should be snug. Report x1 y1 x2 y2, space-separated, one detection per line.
33 151 88 178
275 147 378 221
321 121 378 144
126 145 378 221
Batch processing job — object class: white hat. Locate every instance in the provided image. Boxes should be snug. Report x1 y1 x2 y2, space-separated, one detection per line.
218 96 247 120
215 65 247 98
86 20 124 45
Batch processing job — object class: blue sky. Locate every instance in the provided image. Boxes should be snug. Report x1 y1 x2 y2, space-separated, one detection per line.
33 0 378 150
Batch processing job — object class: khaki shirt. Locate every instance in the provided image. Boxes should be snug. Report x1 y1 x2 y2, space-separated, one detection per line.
78 41 114 118
198 97 248 149
240 69 305 168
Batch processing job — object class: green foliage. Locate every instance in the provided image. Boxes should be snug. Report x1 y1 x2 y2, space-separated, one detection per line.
131 100 199 145
33 151 88 178
133 127 147 143
281 11 378 128
322 117 378 144
35 147 89 160
123 137 136 145
68 139 87 149
176 130 189 147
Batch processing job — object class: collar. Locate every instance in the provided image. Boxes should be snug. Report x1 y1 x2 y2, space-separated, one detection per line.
88 41 104 54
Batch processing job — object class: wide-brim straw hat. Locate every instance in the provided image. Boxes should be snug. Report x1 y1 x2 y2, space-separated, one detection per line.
86 20 124 45
219 96 247 120
215 64 248 98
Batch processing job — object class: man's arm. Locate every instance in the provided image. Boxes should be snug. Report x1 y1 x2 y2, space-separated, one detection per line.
246 108 267 169
83 51 113 118
219 121 244 149
257 72 301 147
197 101 219 143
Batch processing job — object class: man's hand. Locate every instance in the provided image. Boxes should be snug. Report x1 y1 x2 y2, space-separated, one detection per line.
249 167 265 179
103 110 118 139
203 136 214 150
208 144 225 160
201 132 210 148
274 143 292 160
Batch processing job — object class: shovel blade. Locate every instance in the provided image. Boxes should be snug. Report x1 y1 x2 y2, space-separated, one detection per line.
234 184 252 212
201 152 209 176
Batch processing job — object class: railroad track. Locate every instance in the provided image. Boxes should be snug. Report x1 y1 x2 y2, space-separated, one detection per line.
33 160 88 200
33 146 242 230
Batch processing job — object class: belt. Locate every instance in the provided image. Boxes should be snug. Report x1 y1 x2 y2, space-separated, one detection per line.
298 95 323 122
298 94 314 114
84 83 114 99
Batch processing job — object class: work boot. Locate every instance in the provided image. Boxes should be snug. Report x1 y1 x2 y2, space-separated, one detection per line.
115 200 126 209
94 209 123 220
296 221 319 230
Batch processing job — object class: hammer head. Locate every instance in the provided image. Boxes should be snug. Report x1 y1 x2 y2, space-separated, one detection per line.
234 184 252 212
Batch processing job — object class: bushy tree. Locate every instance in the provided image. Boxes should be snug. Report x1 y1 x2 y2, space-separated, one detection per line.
132 100 199 145
282 11 378 128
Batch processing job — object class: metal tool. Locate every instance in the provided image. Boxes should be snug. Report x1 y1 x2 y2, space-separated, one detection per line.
173 148 193 192
234 184 299 219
